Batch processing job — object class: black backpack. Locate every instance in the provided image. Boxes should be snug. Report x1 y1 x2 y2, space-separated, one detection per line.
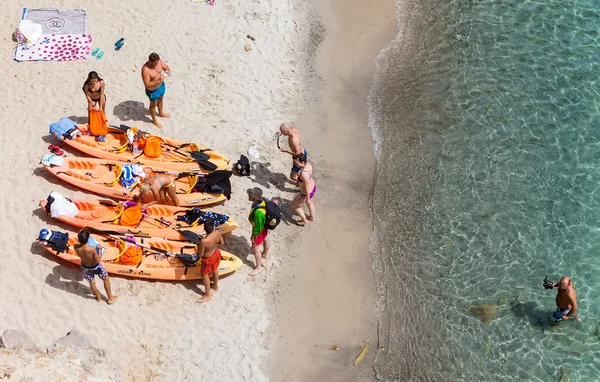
258 200 281 230
235 154 250 176
38 229 70 254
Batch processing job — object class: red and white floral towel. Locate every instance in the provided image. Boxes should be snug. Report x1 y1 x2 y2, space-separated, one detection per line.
15 33 93 62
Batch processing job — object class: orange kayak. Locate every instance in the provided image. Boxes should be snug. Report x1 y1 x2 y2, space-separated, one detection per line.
61 127 230 172
39 233 242 281
43 157 227 207
39 198 239 241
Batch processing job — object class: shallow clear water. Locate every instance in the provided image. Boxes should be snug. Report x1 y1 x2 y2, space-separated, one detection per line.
370 0 600 380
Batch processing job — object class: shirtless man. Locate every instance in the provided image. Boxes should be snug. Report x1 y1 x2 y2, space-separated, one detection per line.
197 217 224 303
277 123 307 183
141 53 171 128
73 229 118 304
551 276 579 323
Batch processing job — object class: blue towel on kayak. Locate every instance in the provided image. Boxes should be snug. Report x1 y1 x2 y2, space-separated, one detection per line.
120 164 137 190
49 118 77 140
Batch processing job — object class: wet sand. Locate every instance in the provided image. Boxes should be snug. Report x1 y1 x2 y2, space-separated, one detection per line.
268 0 398 380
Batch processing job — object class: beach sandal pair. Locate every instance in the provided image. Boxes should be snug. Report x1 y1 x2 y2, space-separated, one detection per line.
91 48 104 59
48 144 64 156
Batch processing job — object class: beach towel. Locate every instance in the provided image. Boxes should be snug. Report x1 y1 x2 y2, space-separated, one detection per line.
49 117 78 140
191 0 215 5
120 164 146 190
48 191 79 218
41 154 64 167
14 8 92 62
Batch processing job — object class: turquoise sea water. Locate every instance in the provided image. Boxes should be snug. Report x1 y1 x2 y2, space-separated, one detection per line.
370 0 600 380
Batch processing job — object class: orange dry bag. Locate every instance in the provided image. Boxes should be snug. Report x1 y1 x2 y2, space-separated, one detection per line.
88 109 109 136
143 136 162 158
119 203 143 227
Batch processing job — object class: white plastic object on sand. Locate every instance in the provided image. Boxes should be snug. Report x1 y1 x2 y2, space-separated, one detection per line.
247 146 260 159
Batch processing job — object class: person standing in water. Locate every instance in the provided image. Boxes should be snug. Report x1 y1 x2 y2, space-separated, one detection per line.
73 229 118 305
551 276 579 323
82 71 106 114
197 217 224 303
277 123 307 183
141 53 171 128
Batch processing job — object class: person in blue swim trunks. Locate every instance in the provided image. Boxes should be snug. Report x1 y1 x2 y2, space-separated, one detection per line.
141 52 171 128
277 123 307 183
550 276 580 323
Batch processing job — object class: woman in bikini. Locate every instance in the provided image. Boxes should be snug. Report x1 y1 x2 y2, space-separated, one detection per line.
82 71 106 113
138 174 181 206
291 153 316 226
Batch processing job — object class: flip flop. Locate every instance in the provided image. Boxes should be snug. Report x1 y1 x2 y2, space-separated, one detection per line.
47 144 64 156
96 50 104 59
91 47 100 56
115 38 124 51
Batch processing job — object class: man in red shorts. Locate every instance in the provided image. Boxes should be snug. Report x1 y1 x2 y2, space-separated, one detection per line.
197 217 224 303
248 187 269 276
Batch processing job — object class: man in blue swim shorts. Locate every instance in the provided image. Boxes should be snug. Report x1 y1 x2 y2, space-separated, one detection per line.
550 276 579 323
277 122 307 183
142 52 171 128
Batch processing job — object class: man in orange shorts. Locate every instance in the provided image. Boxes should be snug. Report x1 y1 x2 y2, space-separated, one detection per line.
247 187 269 276
197 217 224 303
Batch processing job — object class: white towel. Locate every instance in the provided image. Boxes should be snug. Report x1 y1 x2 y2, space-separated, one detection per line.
49 191 79 218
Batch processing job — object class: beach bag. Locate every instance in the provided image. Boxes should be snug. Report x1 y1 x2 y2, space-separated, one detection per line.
143 136 162 158
235 154 250 176
38 229 70 254
88 109 109 136
119 204 143 226
117 240 143 265
176 253 202 267
257 200 281 230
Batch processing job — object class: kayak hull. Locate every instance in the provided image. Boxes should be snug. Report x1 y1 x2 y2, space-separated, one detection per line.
40 234 242 281
44 157 227 207
39 198 239 241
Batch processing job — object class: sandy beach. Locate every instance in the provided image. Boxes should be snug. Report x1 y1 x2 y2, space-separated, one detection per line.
0 0 396 380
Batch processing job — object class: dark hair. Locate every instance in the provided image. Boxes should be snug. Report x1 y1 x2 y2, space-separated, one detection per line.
84 71 102 87
78 229 90 244
149 53 160 62
293 153 307 163
204 217 215 234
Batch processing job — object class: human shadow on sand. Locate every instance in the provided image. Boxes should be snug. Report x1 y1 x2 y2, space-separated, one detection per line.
29 242 95 301
33 167 82 193
272 197 299 228
222 233 255 269
65 115 88 124
247 161 297 193
113 100 153 123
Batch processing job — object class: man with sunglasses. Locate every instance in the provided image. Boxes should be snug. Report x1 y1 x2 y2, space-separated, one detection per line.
551 276 579 323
